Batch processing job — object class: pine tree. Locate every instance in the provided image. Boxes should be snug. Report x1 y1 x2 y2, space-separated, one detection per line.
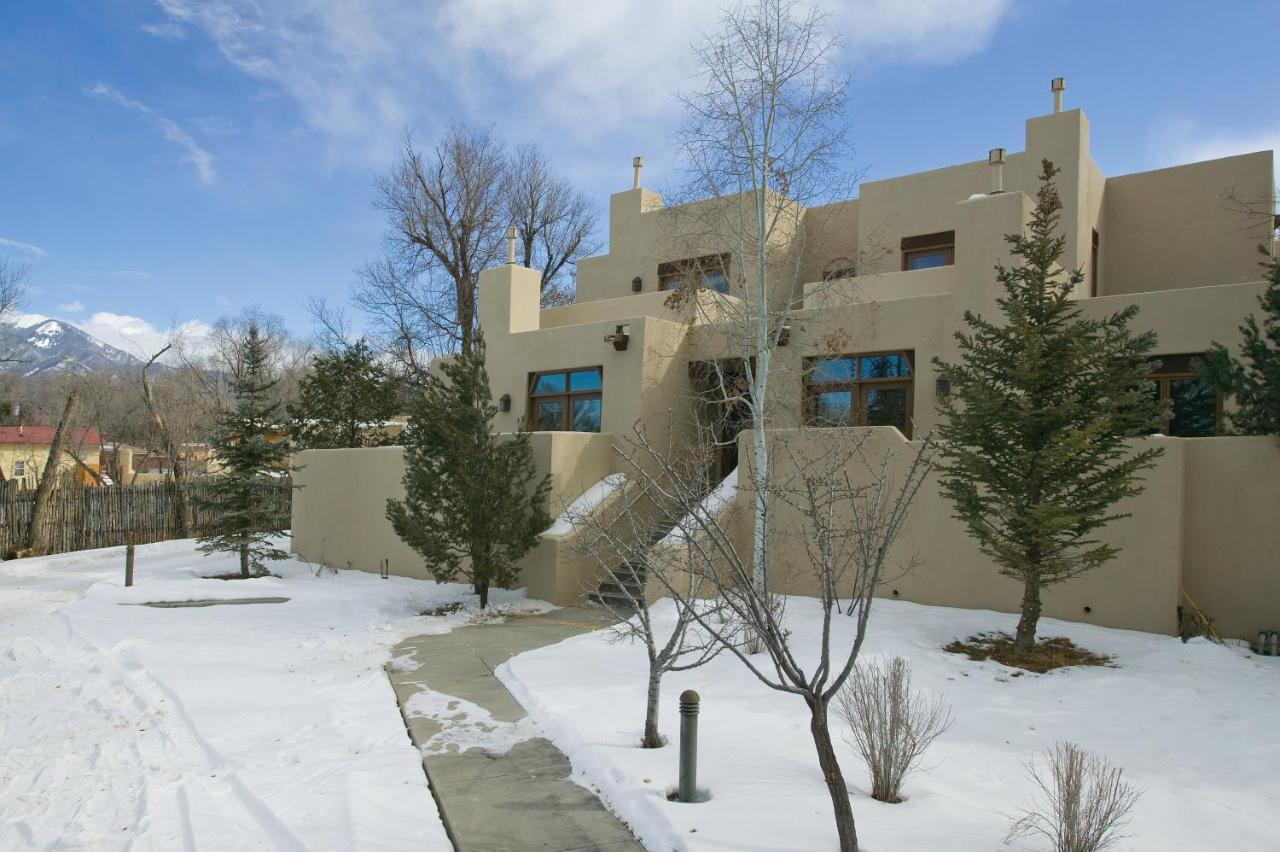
1196 249 1280 435
933 160 1165 656
288 339 403 449
386 338 550 607
195 323 294 578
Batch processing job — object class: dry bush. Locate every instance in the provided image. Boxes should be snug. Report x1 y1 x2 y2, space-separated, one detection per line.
836 656 952 803
1007 742 1142 852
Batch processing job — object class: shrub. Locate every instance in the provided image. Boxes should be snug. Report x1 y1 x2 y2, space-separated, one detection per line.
1007 742 1142 852
835 656 952 803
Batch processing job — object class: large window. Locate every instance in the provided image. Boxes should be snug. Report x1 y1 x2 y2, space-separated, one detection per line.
804 351 914 436
1145 354 1218 437
658 253 730 294
528 367 603 432
901 231 955 271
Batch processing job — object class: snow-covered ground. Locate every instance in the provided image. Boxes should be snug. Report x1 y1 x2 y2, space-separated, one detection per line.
501 597 1280 852
0 537 533 851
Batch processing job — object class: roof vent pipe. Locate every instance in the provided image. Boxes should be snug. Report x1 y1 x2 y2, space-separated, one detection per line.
988 148 1006 193
1051 77 1065 113
505 226 517 264
632 156 644 190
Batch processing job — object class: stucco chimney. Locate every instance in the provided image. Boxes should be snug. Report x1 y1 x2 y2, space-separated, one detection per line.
1051 77 1065 113
988 148 1006 193
632 156 644 190
505 226 517 265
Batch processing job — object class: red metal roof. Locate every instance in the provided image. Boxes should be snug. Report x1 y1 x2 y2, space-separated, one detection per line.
0 426 103 446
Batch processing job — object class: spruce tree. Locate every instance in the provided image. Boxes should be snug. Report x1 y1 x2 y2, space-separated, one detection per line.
1196 249 1280 435
196 323 294 578
288 339 403 449
386 338 550 607
933 161 1165 655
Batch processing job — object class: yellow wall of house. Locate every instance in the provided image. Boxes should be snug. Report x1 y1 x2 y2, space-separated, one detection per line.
0 444 100 488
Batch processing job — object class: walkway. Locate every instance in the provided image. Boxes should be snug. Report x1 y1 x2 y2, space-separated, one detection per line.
386 607 644 852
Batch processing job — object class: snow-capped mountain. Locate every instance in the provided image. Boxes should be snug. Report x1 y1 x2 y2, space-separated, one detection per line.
0 319 141 376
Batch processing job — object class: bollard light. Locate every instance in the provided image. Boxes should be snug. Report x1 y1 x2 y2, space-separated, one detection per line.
678 689 700 802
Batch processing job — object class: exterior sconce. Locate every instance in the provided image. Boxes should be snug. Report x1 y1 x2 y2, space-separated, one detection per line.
604 324 631 352
498 394 511 412
777 324 791 346
632 276 643 293
935 377 952 398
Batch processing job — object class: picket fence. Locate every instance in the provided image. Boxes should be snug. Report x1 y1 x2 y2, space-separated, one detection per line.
0 477 293 557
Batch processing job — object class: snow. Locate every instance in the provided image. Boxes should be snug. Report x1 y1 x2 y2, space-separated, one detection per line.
543 473 627 536
0 537 541 850
500 596 1280 852
660 466 738 545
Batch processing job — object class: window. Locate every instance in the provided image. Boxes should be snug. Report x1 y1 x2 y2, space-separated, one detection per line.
528 367 603 432
1090 229 1100 297
901 231 955 271
658 254 730 294
805 351 914 436
823 258 857 281
1145 354 1218 437
12 460 25 477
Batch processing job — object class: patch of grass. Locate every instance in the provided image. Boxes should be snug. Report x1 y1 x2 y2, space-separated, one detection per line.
944 632 1113 673
420 601 465 617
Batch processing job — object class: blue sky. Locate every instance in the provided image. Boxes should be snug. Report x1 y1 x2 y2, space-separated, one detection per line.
1 0 1275 357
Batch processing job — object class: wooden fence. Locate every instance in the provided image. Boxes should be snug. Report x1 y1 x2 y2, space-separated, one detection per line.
0 477 293 557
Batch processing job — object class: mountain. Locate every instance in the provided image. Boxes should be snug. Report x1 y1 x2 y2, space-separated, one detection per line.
0 319 141 376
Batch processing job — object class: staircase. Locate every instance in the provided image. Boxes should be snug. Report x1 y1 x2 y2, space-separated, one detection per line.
587 560 647 611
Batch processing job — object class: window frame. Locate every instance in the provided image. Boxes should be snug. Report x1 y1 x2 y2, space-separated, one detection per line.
1145 353 1220 437
901 231 955 272
527 366 604 432
803 350 915 437
658 253 731 293
12 459 25 477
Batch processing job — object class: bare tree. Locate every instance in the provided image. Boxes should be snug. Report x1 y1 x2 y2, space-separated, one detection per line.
506 144 599 305
26 391 80 553
835 655 952 803
562 433 727 748
142 344 190 534
671 0 854 621
1007 742 1143 852
0 257 30 362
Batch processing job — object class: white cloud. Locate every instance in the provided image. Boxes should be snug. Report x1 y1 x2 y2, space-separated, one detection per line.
1150 119 1280 170
0 237 49 261
56 301 85 313
86 82 217 184
150 0 1014 166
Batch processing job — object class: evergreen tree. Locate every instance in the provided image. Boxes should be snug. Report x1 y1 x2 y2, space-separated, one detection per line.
386 338 550 607
196 323 294 578
933 161 1165 656
1196 249 1280 435
288 339 403 449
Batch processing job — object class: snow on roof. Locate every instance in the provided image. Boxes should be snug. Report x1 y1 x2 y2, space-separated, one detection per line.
543 473 627 537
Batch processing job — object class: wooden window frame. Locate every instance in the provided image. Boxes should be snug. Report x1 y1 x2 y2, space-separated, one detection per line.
803 350 915 437
527 366 604 432
901 231 955 271
658 253 731 293
1145 353 1220 436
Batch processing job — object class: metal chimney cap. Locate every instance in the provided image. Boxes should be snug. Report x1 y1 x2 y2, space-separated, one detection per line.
1050 77 1065 92
988 147 1006 165
632 155 644 168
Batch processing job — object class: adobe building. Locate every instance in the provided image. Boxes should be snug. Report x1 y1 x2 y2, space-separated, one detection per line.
294 81 1279 641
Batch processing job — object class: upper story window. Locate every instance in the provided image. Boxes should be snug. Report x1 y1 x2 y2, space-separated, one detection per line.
1145 354 1218 437
658 253 730 294
804 350 914 437
901 231 955 271
528 367 603 433
12 460 25 477
822 258 857 281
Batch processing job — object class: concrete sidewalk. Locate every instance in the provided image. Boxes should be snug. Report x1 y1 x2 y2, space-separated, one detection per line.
386 607 644 852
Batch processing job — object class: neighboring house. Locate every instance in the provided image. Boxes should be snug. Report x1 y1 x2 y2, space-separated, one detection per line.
0 425 104 488
102 443 216 484
294 82 1280 641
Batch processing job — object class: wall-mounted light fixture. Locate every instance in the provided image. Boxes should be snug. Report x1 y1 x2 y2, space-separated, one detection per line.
631 276 643 293
935 377 952 398
498 394 511 412
776 323 791 346
604 324 631 352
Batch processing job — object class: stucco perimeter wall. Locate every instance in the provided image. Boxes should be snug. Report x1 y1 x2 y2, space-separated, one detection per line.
748 428 1186 637
291 431 617 582
1181 436 1280 640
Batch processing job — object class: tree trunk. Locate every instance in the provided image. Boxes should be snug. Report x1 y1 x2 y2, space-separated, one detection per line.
476 577 489 609
239 541 250 578
642 663 663 748
27 392 80 554
808 697 858 852
1014 569 1042 655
